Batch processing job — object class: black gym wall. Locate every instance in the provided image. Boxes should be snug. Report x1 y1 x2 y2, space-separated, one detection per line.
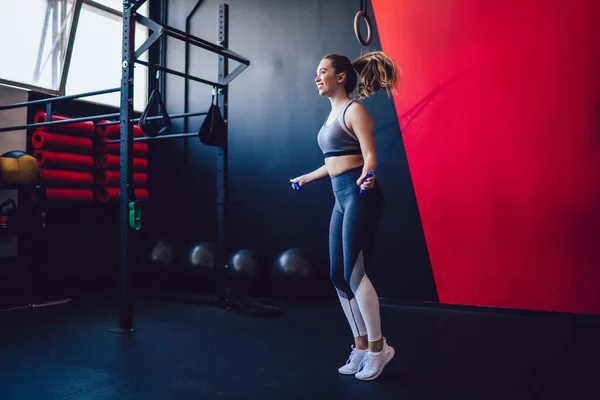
157 0 438 302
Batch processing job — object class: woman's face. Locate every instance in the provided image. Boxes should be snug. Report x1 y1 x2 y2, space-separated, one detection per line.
315 58 344 97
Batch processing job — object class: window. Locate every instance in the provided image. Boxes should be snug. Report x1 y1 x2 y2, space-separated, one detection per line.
0 0 80 94
89 0 127 11
66 1 149 111
0 0 150 112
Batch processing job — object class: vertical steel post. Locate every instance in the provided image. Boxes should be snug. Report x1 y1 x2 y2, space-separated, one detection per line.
109 0 136 334
216 4 229 304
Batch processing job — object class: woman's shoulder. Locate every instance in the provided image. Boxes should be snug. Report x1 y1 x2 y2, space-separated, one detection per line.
343 99 374 134
346 100 371 122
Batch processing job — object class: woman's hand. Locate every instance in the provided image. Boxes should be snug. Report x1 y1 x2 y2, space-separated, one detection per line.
289 165 328 191
356 170 376 191
345 102 377 192
290 176 307 190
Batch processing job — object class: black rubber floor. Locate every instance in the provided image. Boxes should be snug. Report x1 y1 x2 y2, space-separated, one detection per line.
1 293 599 400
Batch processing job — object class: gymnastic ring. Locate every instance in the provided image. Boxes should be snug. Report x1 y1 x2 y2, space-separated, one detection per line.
354 10 373 46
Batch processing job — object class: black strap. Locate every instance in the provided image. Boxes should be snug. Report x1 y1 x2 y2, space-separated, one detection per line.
139 77 172 137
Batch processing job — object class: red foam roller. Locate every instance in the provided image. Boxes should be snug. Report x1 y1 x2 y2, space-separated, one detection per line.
96 154 148 171
32 130 93 154
96 142 149 156
95 187 149 203
34 150 94 170
39 169 94 188
34 111 95 137
96 170 148 187
95 121 145 138
46 188 93 201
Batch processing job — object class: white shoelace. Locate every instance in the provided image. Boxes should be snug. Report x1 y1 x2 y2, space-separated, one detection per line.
358 351 378 370
346 347 360 364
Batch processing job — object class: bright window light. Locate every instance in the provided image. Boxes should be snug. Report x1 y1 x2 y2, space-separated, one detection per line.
0 0 79 94
66 3 149 111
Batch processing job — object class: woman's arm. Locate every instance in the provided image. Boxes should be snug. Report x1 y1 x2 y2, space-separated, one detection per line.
290 164 329 189
346 103 377 190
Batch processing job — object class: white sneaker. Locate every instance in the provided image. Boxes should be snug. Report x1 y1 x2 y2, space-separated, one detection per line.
338 345 368 375
354 338 395 381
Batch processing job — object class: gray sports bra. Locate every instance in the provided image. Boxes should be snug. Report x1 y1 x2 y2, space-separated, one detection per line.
317 100 361 158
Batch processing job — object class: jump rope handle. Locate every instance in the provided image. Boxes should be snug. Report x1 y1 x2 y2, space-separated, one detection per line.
359 171 374 195
292 182 301 191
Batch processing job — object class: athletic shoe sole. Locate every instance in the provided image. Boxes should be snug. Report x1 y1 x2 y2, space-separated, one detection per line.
355 346 395 381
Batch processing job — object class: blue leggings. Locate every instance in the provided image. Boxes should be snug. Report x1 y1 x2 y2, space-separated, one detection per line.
329 166 385 341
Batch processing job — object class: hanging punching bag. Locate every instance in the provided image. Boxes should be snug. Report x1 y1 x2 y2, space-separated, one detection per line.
198 92 227 148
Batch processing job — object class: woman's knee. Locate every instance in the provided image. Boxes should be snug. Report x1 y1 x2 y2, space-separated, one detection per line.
344 268 366 293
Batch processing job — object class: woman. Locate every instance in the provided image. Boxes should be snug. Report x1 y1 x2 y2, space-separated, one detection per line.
290 51 402 381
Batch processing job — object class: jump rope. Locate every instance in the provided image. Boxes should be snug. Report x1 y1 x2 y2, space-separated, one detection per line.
291 76 453 194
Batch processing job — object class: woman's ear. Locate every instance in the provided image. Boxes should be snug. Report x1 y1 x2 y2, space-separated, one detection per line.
337 72 346 83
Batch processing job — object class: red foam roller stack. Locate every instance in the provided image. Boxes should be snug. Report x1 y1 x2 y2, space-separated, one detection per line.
32 111 97 202
93 119 150 205
31 110 151 205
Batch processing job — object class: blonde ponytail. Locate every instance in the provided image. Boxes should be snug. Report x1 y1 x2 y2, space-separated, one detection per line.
352 51 402 100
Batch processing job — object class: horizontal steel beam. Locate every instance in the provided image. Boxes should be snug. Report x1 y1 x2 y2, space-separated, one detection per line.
135 60 224 88
0 87 121 111
0 113 119 134
101 132 198 143
95 111 207 127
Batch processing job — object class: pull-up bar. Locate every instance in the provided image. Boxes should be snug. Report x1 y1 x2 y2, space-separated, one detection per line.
140 15 250 66
133 13 249 87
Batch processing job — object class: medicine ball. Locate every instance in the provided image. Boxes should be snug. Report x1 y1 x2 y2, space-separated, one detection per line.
184 241 218 292
0 150 39 185
270 248 322 303
227 248 267 296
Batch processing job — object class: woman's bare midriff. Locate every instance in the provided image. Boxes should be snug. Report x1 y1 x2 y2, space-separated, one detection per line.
325 154 364 176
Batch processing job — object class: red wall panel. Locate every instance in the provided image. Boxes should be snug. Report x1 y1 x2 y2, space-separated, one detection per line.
371 0 600 314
